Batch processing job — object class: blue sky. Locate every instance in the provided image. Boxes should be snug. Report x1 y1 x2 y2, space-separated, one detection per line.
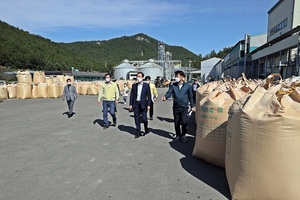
0 0 278 56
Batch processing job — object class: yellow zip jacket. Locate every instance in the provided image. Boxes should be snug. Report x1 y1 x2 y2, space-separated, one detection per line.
149 82 158 100
98 82 119 101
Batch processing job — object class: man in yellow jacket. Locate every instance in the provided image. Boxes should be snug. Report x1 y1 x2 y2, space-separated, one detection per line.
97 74 119 129
145 76 158 120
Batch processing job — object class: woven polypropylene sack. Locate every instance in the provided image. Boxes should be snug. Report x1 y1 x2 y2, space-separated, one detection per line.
225 85 300 199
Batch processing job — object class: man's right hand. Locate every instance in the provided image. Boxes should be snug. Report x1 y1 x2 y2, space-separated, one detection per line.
129 106 132 111
97 100 100 106
162 96 166 101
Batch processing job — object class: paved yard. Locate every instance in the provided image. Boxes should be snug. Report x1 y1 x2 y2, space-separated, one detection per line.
0 88 230 200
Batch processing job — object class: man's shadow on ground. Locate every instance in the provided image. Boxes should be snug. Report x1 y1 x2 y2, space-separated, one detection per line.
156 116 174 123
169 135 231 199
118 124 137 137
93 119 105 127
62 111 76 118
150 128 175 139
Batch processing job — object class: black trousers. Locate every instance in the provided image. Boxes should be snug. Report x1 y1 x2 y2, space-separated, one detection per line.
133 103 148 132
173 106 188 137
149 101 154 118
193 91 197 103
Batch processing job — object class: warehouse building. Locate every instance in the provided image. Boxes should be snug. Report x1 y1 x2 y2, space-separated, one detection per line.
250 0 300 78
222 34 267 79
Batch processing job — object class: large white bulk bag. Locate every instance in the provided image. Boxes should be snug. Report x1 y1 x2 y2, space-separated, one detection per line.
226 75 300 199
17 71 32 84
17 83 32 99
193 85 247 168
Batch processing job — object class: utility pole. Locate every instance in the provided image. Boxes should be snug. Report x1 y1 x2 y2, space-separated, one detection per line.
244 34 250 75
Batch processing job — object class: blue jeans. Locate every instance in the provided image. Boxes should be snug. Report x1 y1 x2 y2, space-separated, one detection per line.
103 100 116 126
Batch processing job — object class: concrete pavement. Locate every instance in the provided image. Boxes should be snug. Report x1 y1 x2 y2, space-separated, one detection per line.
0 88 230 200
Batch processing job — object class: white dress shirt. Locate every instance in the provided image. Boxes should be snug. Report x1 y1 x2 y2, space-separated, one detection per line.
136 82 143 101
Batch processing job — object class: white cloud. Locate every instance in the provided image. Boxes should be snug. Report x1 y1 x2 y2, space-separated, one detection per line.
0 0 187 31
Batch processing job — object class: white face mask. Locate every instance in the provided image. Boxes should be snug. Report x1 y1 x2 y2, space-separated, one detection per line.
137 77 143 83
174 77 180 82
146 80 150 84
67 82 71 85
105 78 110 83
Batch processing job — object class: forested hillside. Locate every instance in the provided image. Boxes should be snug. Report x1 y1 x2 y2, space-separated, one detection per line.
0 21 200 72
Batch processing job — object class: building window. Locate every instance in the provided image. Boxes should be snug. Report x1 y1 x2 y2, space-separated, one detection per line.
270 18 288 36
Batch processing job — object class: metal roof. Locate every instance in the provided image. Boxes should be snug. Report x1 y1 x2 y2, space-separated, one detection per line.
268 0 283 14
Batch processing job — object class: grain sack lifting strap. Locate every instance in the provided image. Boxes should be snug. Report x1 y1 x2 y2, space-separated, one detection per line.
259 84 282 111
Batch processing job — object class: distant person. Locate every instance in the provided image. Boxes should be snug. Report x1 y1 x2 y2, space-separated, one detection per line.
63 78 78 118
162 71 195 143
192 79 201 102
145 76 158 120
98 74 119 129
129 72 151 138
121 83 129 104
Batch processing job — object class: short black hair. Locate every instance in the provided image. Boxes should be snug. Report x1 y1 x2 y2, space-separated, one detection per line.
175 70 185 78
137 72 144 77
66 78 71 82
145 76 151 80
105 73 111 78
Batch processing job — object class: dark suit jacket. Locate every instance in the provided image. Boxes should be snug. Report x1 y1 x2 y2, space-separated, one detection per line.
130 82 152 110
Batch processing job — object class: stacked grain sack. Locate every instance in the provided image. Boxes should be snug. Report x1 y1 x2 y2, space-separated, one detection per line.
45 76 54 85
225 74 300 199
17 71 32 84
193 75 257 168
36 83 48 98
88 82 101 95
78 82 89 95
32 85 38 99
7 84 17 99
48 83 62 98
0 85 8 99
17 82 32 99
16 71 32 99
116 79 125 92
195 81 220 122
57 75 65 83
33 71 45 85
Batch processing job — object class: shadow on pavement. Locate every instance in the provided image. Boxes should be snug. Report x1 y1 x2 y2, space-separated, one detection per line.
93 119 105 127
169 136 231 199
123 107 133 112
118 124 137 136
62 111 76 118
156 116 174 123
150 128 174 139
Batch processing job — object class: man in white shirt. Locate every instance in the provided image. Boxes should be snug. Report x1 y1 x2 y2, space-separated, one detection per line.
129 72 152 138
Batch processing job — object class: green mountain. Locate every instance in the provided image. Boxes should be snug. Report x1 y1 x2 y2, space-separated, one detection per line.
0 20 199 72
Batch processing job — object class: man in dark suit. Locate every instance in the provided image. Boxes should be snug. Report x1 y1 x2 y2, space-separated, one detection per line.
63 78 78 118
129 72 152 138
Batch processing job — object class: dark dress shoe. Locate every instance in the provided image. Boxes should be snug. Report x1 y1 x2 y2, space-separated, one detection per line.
103 125 109 130
135 131 141 138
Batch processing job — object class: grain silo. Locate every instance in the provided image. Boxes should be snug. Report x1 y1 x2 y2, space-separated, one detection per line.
138 59 163 80
114 59 137 80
